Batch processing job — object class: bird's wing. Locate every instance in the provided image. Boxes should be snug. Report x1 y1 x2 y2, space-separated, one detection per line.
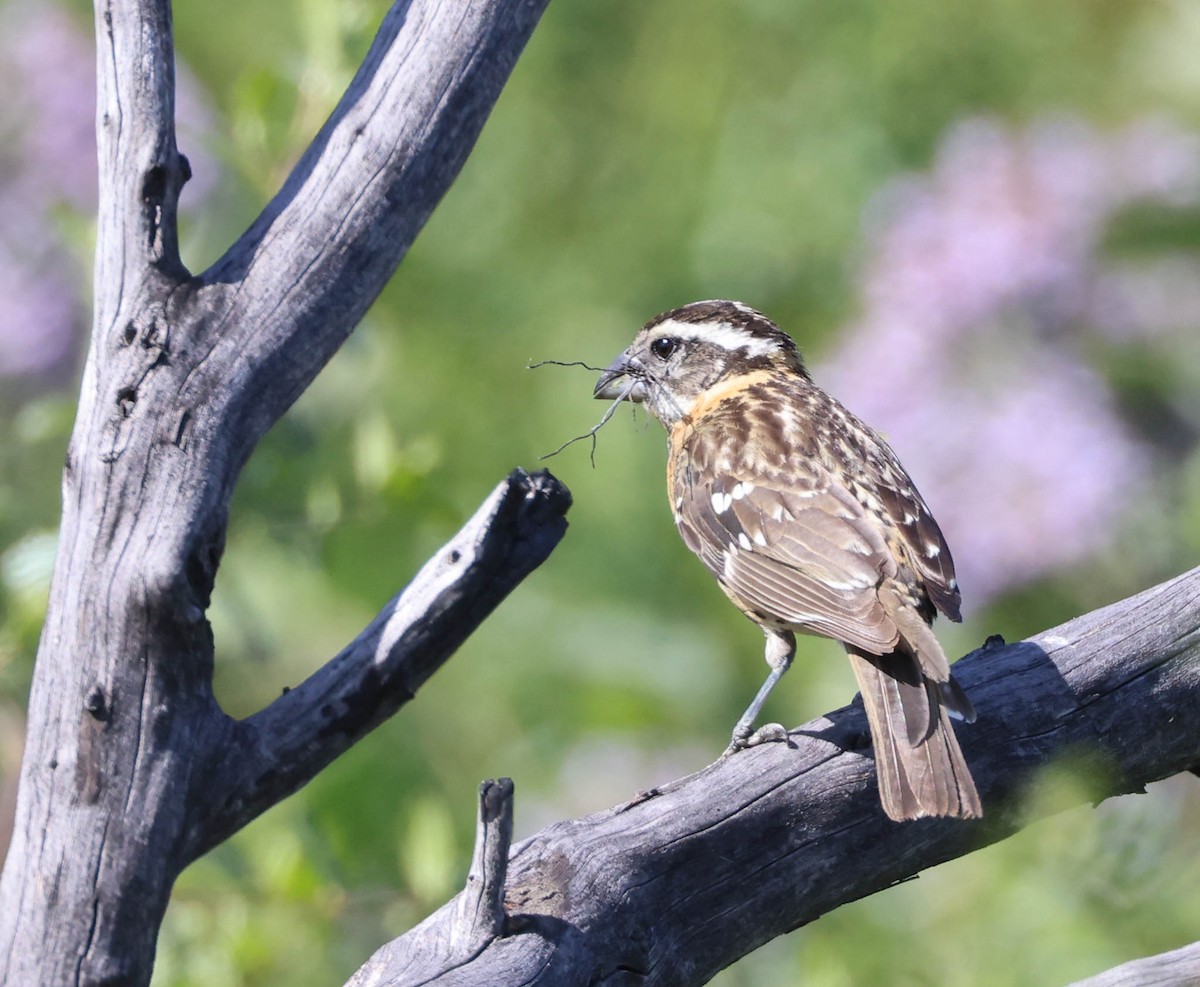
865 441 962 622
672 443 903 655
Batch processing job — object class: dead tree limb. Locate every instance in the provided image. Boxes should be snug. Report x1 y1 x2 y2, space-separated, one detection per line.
0 1 555 985
203 468 569 856
1067 940 1200 987
346 566 1200 987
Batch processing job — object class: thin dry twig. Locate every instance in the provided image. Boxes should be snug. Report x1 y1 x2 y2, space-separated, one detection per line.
531 360 641 466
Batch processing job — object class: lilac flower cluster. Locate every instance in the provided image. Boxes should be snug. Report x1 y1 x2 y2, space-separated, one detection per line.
0 4 94 378
0 1 215 382
819 116 1200 605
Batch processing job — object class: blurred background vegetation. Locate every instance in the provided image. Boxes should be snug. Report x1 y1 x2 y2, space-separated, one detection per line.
3 0 1200 983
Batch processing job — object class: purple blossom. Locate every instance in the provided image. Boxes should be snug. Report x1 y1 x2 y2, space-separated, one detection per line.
3 4 98 212
0 259 77 377
0 1 218 381
820 116 1200 605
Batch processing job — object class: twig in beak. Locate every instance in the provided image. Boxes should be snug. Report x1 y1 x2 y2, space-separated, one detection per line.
540 378 639 467
527 359 608 372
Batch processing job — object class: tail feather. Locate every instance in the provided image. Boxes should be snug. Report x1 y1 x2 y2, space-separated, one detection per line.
846 645 982 821
879 580 976 727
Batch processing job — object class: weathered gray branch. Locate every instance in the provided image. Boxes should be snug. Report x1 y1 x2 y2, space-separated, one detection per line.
452 778 515 954
93 0 188 286
189 0 553 466
200 471 568 855
1068 940 1200 986
345 567 1200 987
349 778 520 987
0 1 555 985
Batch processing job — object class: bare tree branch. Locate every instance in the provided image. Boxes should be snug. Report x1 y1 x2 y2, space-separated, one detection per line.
0 1 555 984
189 0 553 461
344 567 1200 987
1067 941 1200 986
199 470 569 855
452 778 515 954
348 778 526 987
93 0 188 285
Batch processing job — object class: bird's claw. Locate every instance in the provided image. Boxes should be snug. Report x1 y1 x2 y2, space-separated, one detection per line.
747 722 789 746
722 722 789 757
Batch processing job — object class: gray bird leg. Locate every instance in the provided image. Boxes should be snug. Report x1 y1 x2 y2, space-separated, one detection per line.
723 630 796 755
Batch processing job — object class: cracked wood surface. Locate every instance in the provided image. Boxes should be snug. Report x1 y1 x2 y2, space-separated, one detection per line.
345 567 1200 987
0 2 554 985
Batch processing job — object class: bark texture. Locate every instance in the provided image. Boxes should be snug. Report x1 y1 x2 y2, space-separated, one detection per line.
1068 941 1200 987
347 567 1200 987
0 2 556 985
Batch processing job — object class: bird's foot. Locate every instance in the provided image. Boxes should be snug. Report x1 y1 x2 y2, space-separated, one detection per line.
722 722 789 758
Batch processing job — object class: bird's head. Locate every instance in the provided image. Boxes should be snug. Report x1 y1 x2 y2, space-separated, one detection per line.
594 300 808 426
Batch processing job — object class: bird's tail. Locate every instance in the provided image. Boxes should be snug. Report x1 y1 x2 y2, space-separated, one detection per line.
845 645 982 821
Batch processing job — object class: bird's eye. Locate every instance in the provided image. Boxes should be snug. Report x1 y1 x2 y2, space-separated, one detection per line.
650 337 677 360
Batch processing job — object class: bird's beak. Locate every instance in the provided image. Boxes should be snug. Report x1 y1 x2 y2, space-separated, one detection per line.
594 353 647 403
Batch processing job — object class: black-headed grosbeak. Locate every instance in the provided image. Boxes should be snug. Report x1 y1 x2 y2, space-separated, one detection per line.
595 300 981 821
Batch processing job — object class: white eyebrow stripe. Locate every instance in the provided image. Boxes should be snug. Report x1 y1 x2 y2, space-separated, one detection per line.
654 319 781 359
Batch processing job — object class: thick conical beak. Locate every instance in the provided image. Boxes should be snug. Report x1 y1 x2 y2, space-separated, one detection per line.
594 354 646 402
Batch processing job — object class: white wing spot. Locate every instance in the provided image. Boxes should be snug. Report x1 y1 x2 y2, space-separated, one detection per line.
711 491 733 513
903 511 916 524
731 482 751 500
737 532 753 550
926 543 941 558
753 530 768 547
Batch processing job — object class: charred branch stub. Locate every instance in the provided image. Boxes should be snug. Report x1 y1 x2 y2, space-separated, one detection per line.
192 468 569 858
140 154 192 274
451 778 515 953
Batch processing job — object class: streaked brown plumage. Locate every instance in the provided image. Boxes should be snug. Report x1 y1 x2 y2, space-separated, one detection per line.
595 299 981 821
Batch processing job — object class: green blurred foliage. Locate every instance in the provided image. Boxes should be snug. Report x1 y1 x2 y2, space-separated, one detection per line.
2 0 1200 984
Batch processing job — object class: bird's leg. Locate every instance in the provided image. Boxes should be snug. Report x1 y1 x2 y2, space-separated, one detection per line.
723 630 796 756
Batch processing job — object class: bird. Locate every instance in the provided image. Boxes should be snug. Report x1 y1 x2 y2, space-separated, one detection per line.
594 299 981 821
